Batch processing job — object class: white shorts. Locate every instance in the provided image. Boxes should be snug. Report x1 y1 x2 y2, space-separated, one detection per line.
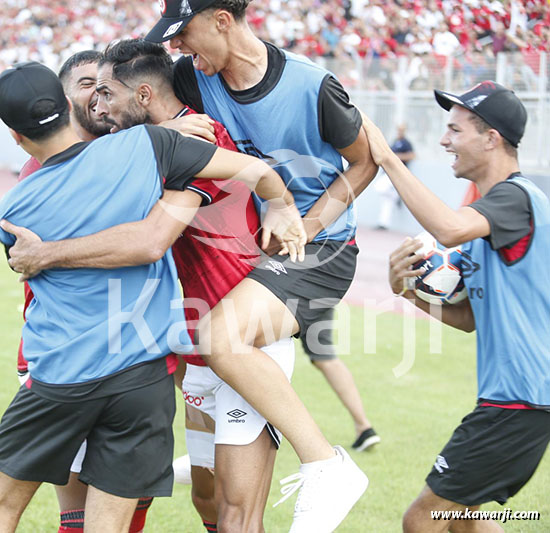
18 370 87 474
182 338 295 469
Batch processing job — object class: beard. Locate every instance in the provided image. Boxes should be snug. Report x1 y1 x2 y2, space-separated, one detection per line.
106 100 153 133
72 102 111 138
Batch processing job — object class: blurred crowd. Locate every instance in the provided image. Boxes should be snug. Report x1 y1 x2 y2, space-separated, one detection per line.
250 0 550 59
1 0 549 84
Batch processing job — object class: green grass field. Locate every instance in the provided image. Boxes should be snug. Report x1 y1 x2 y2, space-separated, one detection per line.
0 259 548 532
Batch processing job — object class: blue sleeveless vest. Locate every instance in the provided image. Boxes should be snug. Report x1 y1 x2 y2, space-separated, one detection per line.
195 50 357 242
463 175 550 407
0 126 192 384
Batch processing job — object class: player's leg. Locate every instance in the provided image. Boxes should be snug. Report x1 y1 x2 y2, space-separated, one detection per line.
199 244 368 531
190 466 216 530
80 372 176 531
403 486 503 533
199 278 332 464
0 473 40 533
301 307 379 449
313 359 377 440
181 363 218 531
128 497 154 533
56 441 88 533
212 338 295 532
83 486 137 533
215 430 276 533
449 506 503 533
0 386 98 533
404 490 505 532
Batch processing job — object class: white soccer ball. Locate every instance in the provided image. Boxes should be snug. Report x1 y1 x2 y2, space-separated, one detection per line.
412 232 467 305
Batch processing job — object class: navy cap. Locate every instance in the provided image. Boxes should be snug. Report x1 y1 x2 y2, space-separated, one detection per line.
434 81 527 148
145 0 217 43
0 62 68 132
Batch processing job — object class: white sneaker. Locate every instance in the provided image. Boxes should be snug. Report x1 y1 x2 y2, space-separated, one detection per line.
173 454 192 485
274 445 368 532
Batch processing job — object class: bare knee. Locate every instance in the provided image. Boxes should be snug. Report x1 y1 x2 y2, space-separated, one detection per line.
403 502 424 533
0 474 40 531
217 504 263 533
196 313 246 366
402 495 448 533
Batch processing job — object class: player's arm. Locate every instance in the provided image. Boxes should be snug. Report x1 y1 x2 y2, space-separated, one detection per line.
361 112 490 247
389 237 475 332
4 132 305 278
193 146 306 259
301 76 379 242
2 188 203 277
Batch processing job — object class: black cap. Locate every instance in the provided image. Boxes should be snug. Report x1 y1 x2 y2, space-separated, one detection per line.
0 61 68 133
434 81 527 147
145 0 218 43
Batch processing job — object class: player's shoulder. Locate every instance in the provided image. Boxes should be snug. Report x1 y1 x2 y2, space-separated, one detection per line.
282 48 330 75
486 175 531 200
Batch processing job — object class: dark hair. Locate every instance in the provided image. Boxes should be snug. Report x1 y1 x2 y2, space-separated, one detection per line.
58 50 102 85
100 39 174 89
18 100 70 141
468 113 516 156
207 0 251 20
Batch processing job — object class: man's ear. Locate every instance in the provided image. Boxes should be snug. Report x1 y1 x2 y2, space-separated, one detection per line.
214 9 233 32
137 83 153 108
485 128 501 150
66 96 73 113
8 128 22 146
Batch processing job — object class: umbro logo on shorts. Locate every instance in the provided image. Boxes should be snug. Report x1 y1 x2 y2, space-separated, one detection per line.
227 409 247 423
434 454 449 473
265 260 287 276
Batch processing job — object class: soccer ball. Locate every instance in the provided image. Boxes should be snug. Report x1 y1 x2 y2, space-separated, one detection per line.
412 232 467 305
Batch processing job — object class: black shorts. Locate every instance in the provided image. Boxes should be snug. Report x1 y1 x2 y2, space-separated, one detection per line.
300 307 337 361
0 373 176 498
426 406 550 506
247 240 358 345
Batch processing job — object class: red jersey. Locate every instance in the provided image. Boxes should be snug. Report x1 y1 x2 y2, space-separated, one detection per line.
17 111 260 370
172 107 261 365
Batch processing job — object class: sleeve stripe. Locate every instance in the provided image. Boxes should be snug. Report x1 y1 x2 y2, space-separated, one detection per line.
186 185 213 206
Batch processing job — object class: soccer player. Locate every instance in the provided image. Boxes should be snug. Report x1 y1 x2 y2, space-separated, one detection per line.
4 38 294 532
146 2 378 529
363 82 550 532
91 38 296 533
0 61 304 532
14 50 167 533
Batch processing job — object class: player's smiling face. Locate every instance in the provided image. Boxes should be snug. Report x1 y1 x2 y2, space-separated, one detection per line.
169 12 229 76
65 62 110 138
440 106 487 181
95 63 151 133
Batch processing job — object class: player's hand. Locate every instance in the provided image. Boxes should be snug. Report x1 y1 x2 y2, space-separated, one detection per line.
0 220 44 281
359 111 394 167
262 235 285 257
159 114 216 143
261 201 306 262
389 237 426 296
